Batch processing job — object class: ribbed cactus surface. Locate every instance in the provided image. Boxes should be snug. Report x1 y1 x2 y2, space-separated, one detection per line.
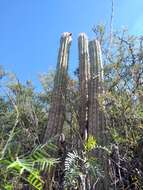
43 32 72 143
78 33 90 142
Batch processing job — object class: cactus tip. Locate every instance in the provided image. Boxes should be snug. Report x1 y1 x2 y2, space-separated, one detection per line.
78 33 88 38
61 32 72 42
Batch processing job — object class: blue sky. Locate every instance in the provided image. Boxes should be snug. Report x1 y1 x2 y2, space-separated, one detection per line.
0 0 143 90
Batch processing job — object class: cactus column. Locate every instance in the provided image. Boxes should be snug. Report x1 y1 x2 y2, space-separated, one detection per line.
88 39 105 144
78 33 90 143
43 32 72 143
88 40 109 190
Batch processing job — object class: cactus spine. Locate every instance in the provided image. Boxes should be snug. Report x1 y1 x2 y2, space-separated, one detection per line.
43 32 72 143
78 33 90 142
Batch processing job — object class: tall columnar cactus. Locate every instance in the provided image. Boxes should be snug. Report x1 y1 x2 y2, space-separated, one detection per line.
78 33 90 142
88 39 105 144
43 32 72 143
88 40 109 189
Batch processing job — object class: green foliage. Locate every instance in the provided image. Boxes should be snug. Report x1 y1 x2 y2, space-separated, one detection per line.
84 135 97 151
64 150 102 189
64 151 82 189
0 143 58 190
